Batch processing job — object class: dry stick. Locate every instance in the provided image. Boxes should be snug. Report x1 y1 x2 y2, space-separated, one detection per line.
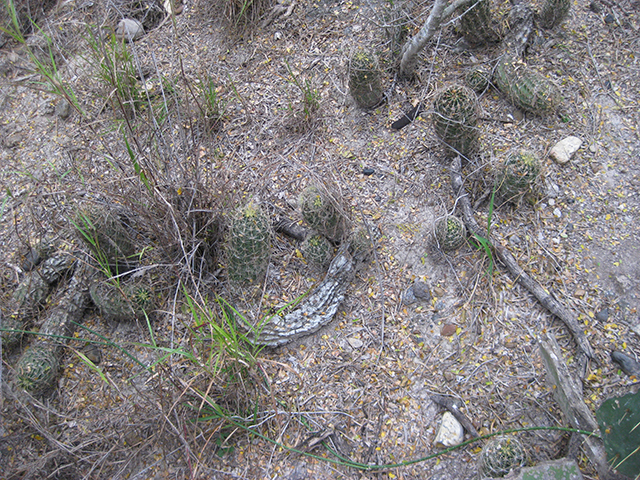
449 157 594 377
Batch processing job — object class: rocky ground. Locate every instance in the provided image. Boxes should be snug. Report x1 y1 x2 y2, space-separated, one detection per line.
0 0 639 479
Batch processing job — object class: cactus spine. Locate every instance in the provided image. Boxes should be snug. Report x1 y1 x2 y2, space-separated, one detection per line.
348 50 383 109
226 201 272 285
432 84 480 158
493 55 561 115
435 216 467 251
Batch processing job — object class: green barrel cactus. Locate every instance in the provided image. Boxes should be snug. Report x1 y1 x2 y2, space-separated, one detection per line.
479 435 527 478
1 313 25 349
348 50 383 109
495 150 541 203
74 207 136 273
16 345 60 395
348 226 375 264
299 186 346 242
435 216 467 251
465 64 492 93
90 279 155 322
457 0 499 46
536 0 571 29
226 201 272 285
493 55 562 115
432 84 480 159
301 234 334 269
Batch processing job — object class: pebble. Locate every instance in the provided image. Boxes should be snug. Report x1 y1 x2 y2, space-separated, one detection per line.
362 167 375 176
55 99 72 119
595 308 610 322
550 136 582 165
347 337 363 349
434 412 464 448
440 324 457 337
116 19 145 42
553 207 562 218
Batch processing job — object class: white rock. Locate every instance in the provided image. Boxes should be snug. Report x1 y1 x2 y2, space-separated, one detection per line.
116 19 145 42
550 136 582 165
434 411 464 448
347 337 363 349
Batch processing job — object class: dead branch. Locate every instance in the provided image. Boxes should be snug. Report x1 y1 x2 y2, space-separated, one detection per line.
449 157 594 377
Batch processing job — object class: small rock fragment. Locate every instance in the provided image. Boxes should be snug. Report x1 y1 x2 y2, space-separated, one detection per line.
611 351 640 378
595 308 610 322
550 136 582 164
116 19 145 42
347 337 363 349
440 324 457 337
55 99 72 119
434 411 464 448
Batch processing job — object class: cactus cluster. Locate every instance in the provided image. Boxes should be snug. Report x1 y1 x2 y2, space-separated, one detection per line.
348 50 383 110
536 0 571 29
432 84 480 159
16 345 60 395
479 435 527 478
495 150 541 203
74 207 135 272
90 279 155 322
457 0 499 46
435 216 467 251
226 202 272 285
493 55 562 115
301 234 334 269
299 186 346 242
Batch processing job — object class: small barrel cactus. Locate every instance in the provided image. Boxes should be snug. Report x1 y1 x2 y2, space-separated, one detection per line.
299 186 346 242
495 150 541 203
226 201 272 285
348 50 383 109
493 55 562 115
16 345 60 395
536 0 571 29
348 226 375 264
479 435 527 478
90 279 155 322
435 216 467 251
457 0 500 46
74 207 136 272
1 313 25 349
465 64 492 93
432 84 480 159
301 234 334 269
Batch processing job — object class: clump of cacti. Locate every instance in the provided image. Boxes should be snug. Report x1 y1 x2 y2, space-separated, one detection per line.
90 279 155 322
432 84 480 158
74 207 135 273
226 201 272 285
299 186 346 242
465 64 492 93
435 216 467 251
301 234 334 269
348 50 384 109
457 0 499 46
536 0 571 29
495 150 541 203
479 435 527 478
16 345 60 395
493 55 562 115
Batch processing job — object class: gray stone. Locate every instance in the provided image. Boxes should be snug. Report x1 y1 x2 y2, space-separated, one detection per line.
550 136 582 165
55 99 72 119
403 281 432 305
434 411 463 448
494 458 583 480
116 19 145 42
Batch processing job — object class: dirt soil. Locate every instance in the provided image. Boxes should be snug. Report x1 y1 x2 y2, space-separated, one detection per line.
1 0 639 479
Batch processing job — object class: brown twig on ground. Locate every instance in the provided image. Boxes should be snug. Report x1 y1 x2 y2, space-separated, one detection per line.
449 156 594 377
431 394 479 438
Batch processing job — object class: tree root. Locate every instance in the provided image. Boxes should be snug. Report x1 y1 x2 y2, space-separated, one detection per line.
450 157 594 378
